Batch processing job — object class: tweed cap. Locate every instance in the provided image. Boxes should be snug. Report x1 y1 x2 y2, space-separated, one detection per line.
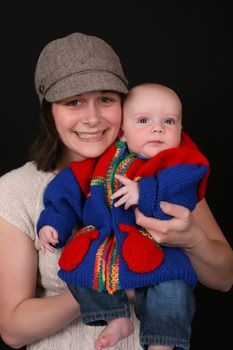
35 32 128 104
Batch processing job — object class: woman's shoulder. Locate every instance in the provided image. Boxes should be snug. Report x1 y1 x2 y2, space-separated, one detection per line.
0 161 51 184
0 162 55 196
0 162 55 240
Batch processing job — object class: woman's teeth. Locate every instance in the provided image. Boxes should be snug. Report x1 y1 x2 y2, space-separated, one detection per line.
76 131 104 139
77 131 103 139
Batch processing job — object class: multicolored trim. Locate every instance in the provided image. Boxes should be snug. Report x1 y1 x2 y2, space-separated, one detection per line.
93 144 138 293
93 234 120 294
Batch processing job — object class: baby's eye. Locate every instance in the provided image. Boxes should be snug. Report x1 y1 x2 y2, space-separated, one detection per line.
164 118 175 125
138 117 150 124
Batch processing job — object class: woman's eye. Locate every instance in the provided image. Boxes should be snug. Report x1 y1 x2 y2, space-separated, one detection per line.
66 99 81 106
100 97 112 103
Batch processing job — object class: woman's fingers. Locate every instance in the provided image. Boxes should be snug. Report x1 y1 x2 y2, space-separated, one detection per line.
134 207 165 232
159 201 190 220
134 202 192 245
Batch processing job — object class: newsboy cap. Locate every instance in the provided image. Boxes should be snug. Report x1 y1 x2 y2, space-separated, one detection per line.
35 32 128 104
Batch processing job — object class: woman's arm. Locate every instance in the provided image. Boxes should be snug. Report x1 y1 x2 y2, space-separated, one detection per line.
0 218 80 349
185 199 233 290
135 198 233 292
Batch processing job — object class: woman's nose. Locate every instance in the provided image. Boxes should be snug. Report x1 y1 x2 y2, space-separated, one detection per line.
83 104 101 126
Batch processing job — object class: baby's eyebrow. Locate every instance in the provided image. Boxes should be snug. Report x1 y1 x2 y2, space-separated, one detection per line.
164 113 181 120
133 113 150 118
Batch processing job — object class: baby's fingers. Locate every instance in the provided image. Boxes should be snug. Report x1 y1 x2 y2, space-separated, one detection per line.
115 174 132 185
114 194 130 208
112 186 128 200
40 242 55 254
50 235 59 245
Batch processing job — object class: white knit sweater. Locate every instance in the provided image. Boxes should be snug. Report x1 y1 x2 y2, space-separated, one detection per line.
0 162 141 350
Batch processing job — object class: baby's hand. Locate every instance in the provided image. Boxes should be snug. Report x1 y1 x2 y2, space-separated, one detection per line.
112 174 139 209
38 225 59 254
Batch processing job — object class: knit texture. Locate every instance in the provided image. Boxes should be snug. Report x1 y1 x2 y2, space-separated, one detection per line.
119 223 164 273
0 162 142 350
37 132 209 294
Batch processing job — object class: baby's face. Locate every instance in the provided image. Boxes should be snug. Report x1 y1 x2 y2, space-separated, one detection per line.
122 84 182 158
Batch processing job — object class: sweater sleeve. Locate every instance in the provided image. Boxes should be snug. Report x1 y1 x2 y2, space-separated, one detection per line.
37 167 85 248
138 163 209 219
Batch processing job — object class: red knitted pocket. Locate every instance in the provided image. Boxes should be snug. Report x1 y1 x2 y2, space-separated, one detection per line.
119 224 164 273
58 226 99 271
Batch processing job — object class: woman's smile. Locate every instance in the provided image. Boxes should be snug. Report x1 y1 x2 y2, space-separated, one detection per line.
75 130 106 141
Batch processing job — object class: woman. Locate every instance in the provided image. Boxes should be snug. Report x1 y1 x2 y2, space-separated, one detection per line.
0 32 232 350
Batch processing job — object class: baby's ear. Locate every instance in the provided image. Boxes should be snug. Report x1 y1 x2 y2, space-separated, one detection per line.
119 128 126 141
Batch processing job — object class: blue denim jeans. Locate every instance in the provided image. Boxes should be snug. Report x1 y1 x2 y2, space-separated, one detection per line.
135 280 195 349
68 284 131 326
68 279 195 350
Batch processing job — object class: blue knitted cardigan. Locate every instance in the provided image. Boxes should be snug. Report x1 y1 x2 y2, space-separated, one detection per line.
37 132 209 294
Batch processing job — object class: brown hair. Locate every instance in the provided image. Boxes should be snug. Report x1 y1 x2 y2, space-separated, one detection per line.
29 100 62 171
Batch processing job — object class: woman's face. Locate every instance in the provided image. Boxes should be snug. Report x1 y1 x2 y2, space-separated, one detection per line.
52 91 122 163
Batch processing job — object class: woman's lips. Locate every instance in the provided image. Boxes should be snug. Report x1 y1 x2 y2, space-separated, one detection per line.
75 130 106 141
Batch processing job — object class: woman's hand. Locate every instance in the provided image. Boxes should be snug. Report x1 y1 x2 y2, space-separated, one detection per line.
134 201 198 249
135 199 233 291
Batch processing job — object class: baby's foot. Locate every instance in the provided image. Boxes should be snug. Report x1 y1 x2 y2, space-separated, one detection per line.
94 317 134 350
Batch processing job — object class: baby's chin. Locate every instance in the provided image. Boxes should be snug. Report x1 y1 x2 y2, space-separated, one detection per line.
139 150 160 159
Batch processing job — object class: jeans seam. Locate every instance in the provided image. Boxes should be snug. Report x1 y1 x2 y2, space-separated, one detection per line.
81 306 128 317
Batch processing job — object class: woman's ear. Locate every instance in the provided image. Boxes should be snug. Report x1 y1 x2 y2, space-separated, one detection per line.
119 128 126 141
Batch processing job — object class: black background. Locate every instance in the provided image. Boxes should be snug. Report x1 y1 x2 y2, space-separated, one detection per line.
1 2 232 349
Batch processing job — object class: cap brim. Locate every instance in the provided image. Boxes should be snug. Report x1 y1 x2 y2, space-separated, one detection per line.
45 71 128 102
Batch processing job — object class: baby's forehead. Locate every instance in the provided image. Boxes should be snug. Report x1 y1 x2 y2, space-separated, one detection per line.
126 84 176 101
133 84 178 98
125 85 181 108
